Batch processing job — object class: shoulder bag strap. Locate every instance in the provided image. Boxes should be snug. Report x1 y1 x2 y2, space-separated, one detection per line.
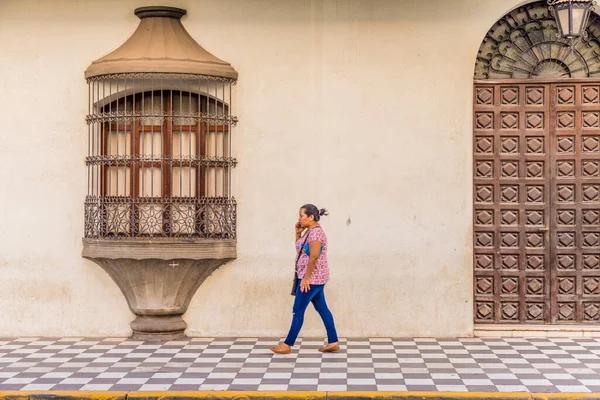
295 227 312 268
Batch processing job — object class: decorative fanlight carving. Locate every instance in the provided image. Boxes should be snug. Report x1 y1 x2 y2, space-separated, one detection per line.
475 1 600 79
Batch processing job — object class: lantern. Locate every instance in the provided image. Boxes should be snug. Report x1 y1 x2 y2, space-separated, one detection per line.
548 0 596 45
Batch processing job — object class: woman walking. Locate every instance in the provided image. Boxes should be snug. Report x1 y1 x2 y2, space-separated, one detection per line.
270 204 339 354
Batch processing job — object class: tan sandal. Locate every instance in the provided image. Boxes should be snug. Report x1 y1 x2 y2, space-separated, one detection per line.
270 344 291 354
318 342 340 352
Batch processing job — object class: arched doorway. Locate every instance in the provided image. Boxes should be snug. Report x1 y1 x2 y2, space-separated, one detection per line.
473 1 600 324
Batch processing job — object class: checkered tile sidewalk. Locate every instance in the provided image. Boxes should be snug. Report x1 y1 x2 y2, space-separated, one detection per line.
1 337 600 392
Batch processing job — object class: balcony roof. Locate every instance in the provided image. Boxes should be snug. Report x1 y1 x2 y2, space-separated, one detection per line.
85 6 238 80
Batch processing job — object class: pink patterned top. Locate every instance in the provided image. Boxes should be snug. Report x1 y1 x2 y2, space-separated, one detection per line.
295 226 329 285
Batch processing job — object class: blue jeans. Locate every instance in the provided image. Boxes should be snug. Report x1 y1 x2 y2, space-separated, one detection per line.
284 281 339 346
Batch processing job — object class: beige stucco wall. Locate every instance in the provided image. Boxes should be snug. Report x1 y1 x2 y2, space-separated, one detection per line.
0 0 526 337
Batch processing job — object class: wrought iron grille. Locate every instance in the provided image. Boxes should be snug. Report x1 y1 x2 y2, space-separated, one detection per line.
85 73 237 239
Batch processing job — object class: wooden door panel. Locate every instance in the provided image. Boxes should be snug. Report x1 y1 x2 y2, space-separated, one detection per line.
474 84 551 323
550 83 600 323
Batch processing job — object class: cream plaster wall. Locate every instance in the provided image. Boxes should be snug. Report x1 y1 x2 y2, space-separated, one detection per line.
0 0 525 337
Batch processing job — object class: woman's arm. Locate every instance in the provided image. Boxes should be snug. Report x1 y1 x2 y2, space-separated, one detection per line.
300 240 322 292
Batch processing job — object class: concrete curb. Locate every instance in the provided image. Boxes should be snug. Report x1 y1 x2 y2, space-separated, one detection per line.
1 392 600 400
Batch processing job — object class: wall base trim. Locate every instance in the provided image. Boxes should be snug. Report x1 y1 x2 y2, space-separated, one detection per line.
474 324 600 338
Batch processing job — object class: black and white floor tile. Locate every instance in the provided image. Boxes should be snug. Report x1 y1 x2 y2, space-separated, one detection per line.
1 337 600 392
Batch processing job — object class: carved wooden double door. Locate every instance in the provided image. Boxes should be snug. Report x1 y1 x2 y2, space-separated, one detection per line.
474 81 600 324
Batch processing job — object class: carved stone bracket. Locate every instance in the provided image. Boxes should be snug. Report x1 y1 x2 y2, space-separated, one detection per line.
83 239 235 340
